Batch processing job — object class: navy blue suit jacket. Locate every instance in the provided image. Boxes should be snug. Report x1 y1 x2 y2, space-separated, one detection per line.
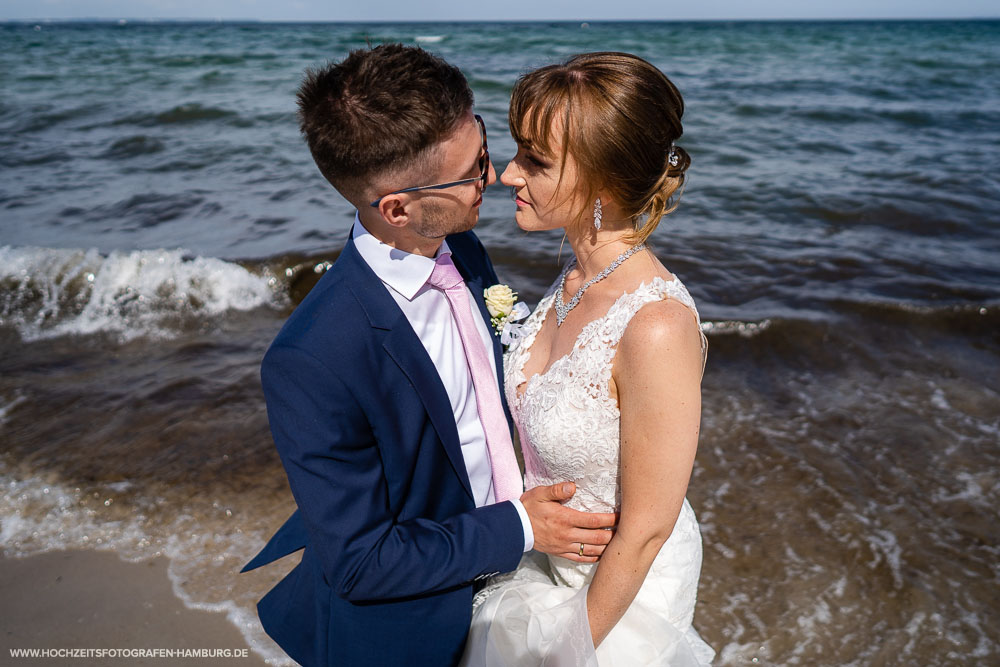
243 229 525 666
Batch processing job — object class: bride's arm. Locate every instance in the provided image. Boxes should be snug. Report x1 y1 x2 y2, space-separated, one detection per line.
586 298 705 647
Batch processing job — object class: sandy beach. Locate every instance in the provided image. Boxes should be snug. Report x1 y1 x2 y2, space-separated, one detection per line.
1 550 270 666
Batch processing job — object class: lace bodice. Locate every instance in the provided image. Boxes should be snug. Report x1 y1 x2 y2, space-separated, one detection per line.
504 265 707 515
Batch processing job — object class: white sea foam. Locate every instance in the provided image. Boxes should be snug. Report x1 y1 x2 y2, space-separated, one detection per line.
414 35 445 43
865 528 904 590
716 641 771 665
701 319 772 337
930 386 951 411
931 471 989 504
0 246 283 342
795 595 832 632
901 611 928 656
0 392 27 426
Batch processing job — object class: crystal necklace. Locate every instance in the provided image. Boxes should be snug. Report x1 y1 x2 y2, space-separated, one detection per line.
554 242 647 326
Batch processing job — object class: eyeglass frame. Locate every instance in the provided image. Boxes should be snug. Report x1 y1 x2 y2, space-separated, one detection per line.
369 114 489 208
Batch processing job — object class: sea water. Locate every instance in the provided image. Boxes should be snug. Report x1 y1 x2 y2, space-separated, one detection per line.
1 20 998 665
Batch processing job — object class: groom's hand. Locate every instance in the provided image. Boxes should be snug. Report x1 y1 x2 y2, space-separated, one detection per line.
520 482 617 563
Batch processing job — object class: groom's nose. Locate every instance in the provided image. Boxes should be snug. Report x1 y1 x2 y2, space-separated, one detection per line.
486 159 498 188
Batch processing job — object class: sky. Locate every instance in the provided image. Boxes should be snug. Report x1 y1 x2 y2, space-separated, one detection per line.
1 0 997 21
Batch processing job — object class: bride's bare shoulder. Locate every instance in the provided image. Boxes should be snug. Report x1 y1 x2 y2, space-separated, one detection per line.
615 297 703 376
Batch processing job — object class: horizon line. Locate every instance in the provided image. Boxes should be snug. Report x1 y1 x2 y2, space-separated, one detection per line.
3 16 999 23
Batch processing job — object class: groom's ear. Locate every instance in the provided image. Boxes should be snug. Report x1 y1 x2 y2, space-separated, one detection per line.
377 193 412 229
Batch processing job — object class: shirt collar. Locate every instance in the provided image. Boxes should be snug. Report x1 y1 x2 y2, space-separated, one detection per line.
352 213 452 301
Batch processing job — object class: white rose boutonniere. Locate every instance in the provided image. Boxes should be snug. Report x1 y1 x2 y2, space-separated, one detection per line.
484 284 530 345
484 284 516 318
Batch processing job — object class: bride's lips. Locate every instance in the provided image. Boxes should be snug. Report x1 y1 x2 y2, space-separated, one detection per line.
514 195 531 207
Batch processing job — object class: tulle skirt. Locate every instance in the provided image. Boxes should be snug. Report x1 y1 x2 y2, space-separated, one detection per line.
461 500 714 666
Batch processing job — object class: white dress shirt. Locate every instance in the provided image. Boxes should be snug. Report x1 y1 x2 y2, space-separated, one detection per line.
352 216 533 551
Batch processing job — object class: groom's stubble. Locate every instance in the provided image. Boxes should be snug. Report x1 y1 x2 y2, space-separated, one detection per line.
410 194 482 240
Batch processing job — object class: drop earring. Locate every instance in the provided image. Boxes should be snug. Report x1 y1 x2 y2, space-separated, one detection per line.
593 198 602 230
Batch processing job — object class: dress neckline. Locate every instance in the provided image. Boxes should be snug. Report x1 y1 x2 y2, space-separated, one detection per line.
513 274 679 404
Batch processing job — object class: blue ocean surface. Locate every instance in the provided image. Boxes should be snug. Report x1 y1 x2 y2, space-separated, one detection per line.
1 20 998 665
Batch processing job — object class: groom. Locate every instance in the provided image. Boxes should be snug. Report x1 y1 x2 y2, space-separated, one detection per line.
243 44 617 666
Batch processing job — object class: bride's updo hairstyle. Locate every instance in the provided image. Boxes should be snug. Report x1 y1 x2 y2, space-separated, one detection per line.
509 52 690 243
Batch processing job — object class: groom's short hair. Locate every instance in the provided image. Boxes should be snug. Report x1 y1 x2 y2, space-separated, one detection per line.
297 43 474 205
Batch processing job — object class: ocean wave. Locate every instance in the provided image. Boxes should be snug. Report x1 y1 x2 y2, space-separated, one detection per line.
100 135 166 159
831 299 1000 333
699 301 999 366
7 102 106 134
157 54 248 67
467 77 513 94
0 246 285 342
113 103 245 127
56 192 209 229
0 149 74 167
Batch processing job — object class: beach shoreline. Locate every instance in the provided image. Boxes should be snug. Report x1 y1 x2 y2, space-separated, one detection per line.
0 549 271 666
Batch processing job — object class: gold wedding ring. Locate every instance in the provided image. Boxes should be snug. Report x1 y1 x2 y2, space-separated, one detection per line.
579 542 585 557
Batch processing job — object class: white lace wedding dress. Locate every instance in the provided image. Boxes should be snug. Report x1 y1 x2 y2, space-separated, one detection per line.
461 265 715 666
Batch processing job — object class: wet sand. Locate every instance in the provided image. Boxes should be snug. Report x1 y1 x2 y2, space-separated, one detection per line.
0 550 270 666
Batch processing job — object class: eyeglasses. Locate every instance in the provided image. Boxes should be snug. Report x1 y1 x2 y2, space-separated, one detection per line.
369 114 489 208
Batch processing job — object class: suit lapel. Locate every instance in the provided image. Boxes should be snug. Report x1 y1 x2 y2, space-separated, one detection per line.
341 238 475 502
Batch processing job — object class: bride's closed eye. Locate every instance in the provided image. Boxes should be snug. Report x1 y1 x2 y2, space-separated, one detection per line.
519 150 549 171
511 143 549 169
526 153 547 168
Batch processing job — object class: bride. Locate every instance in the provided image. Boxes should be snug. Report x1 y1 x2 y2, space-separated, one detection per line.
462 53 715 666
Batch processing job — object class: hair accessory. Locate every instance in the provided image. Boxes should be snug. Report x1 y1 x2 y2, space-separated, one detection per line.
554 242 647 326
668 142 680 168
593 198 603 230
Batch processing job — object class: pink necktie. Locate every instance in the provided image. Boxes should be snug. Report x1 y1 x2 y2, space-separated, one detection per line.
427 254 523 503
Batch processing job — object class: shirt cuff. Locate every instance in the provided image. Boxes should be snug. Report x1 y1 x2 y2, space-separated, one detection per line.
509 498 534 552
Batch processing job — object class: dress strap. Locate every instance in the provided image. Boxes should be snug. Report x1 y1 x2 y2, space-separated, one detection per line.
593 277 707 372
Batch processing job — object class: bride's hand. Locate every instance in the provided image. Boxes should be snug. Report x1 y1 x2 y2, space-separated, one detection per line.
520 482 618 563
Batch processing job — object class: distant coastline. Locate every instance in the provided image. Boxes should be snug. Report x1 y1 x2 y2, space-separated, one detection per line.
3 17 999 24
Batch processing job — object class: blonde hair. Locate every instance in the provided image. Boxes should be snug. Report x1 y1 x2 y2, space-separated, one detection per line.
509 52 690 243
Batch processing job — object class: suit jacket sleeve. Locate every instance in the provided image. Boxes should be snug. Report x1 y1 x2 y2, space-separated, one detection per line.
261 339 524 604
